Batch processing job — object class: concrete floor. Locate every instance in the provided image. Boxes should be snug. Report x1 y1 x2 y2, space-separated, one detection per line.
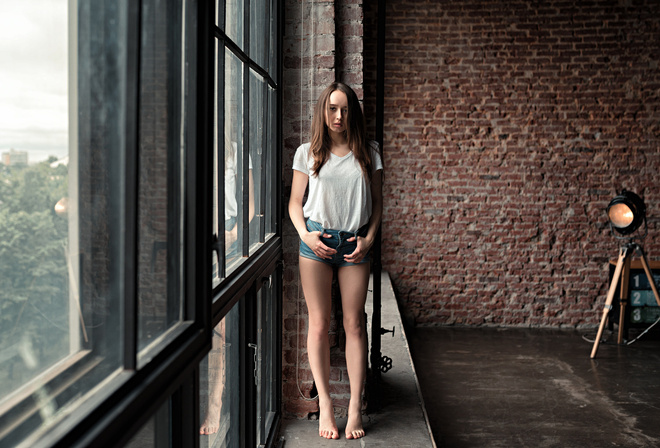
279 272 660 448
408 326 660 448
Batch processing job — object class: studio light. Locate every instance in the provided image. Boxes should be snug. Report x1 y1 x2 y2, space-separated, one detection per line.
591 190 660 358
606 190 646 236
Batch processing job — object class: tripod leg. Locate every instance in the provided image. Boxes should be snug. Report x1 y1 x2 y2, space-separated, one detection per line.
637 246 660 308
591 248 628 359
617 256 631 344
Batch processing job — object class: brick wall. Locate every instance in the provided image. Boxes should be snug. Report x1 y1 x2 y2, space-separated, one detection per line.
381 0 660 327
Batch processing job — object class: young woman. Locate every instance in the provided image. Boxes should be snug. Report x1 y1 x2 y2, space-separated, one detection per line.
289 82 383 440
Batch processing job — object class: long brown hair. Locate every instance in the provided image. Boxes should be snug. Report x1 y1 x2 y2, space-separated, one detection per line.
309 82 373 180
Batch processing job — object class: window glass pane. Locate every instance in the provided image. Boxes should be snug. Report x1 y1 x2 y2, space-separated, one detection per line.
266 86 276 237
125 398 170 448
137 0 187 352
1 1 126 444
249 0 267 68
269 0 278 82
257 274 278 445
224 50 244 275
200 306 240 447
249 70 264 253
226 0 243 48
125 414 155 448
212 38 221 288
0 0 71 398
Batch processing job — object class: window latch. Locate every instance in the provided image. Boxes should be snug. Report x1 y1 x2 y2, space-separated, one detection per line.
248 343 259 385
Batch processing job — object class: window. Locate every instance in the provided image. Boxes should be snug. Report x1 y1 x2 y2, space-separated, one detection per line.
205 0 282 445
256 273 281 445
137 0 188 356
0 0 280 446
213 0 279 281
0 1 135 443
199 305 241 446
0 0 71 400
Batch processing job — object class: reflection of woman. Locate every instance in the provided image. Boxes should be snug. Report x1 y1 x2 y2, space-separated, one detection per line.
289 82 383 440
200 320 226 435
223 140 255 260
202 139 255 436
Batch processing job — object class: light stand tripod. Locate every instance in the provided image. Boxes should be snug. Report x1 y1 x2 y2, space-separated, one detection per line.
591 241 660 358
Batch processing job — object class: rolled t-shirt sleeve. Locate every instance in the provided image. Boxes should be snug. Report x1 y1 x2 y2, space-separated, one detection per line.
292 143 310 175
370 142 383 173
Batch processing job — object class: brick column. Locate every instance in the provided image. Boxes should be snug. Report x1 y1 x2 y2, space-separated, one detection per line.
281 0 367 418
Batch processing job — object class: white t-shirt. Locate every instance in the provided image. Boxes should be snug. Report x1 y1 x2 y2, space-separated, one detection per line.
224 142 253 221
292 141 383 232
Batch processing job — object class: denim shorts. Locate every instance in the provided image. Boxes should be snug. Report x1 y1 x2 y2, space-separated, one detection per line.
299 219 370 267
225 217 239 258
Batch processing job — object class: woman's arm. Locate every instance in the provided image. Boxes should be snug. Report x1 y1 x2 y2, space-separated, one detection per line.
366 169 383 245
225 169 256 247
344 169 383 263
289 170 335 259
248 169 255 223
288 170 310 238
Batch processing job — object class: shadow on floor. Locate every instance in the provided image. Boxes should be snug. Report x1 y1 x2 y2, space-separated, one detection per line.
408 326 660 448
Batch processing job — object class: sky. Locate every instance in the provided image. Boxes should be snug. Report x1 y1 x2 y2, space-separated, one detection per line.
0 1 68 163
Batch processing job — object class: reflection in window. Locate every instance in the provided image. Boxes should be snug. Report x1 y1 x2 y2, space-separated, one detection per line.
212 44 255 284
208 0 280 444
268 0 278 82
223 49 250 276
249 70 265 254
213 3 277 287
137 0 187 352
226 0 244 48
200 306 240 447
249 0 267 68
257 274 279 445
266 86 277 237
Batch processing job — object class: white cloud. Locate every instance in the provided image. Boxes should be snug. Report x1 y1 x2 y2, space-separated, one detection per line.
0 1 68 161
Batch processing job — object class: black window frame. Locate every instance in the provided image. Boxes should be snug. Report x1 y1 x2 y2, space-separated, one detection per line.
0 0 282 446
209 0 283 445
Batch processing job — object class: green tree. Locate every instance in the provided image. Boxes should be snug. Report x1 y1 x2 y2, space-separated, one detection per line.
0 160 69 396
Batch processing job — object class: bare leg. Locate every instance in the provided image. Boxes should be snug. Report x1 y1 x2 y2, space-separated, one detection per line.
299 257 339 440
201 323 225 435
338 262 370 440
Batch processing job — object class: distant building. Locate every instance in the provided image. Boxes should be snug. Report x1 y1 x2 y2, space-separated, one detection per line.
2 149 28 166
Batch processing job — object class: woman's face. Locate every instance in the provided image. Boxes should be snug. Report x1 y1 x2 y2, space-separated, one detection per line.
325 90 349 135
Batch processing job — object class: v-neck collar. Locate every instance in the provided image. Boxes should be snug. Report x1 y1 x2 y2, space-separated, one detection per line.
330 150 352 159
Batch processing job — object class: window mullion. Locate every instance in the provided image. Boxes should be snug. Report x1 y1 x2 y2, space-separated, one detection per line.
217 42 226 279
123 0 141 371
241 68 249 257
259 82 268 242
241 0 251 258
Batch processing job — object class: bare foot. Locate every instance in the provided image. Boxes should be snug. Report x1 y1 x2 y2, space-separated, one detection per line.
345 401 365 440
200 402 222 435
318 397 339 439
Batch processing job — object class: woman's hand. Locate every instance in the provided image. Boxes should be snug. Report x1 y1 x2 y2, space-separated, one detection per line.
344 235 373 264
302 231 337 259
